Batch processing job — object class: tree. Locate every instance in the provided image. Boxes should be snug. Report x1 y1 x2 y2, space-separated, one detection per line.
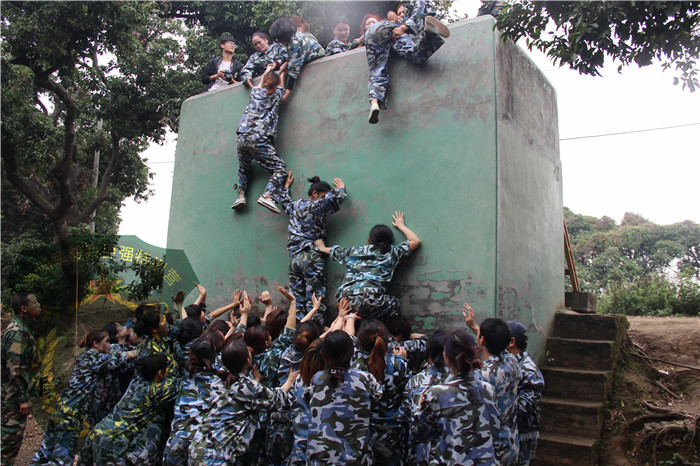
564 208 700 315
1 2 198 310
495 1 700 92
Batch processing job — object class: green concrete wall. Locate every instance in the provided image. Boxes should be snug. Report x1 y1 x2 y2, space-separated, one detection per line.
167 16 563 360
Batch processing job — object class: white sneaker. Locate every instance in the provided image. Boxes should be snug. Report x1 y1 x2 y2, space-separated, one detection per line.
231 197 246 210
369 102 380 124
425 16 450 38
257 196 281 214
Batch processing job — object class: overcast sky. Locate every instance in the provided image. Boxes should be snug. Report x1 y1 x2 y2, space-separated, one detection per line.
119 1 700 247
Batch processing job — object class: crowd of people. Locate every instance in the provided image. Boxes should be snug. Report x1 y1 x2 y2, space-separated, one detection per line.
1 2 542 465
2 287 543 466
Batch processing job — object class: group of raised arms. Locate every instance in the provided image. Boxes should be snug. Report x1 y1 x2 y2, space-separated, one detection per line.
30 280 544 465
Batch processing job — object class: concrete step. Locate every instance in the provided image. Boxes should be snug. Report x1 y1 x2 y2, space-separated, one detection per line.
545 337 617 370
553 310 627 341
565 291 597 313
539 397 604 437
541 367 613 402
533 432 598 465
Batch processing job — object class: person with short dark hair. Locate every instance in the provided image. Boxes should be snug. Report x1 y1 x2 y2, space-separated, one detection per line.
316 211 421 322
507 320 544 466
464 303 522 465
270 171 347 323
1 292 41 465
200 36 244 93
412 329 500 464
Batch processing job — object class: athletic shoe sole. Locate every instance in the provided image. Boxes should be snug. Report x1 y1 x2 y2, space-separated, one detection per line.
426 16 450 38
369 104 380 124
257 197 281 214
231 199 246 210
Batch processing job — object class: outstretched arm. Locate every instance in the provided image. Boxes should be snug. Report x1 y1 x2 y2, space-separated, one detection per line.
277 286 298 330
463 303 480 335
208 289 242 320
193 283 207 306
392 211 421 252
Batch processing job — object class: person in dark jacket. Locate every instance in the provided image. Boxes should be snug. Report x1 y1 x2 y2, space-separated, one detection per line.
200 36 244 93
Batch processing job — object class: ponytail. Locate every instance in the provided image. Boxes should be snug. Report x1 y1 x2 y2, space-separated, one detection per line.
358 319 389 381
321 331 353 387
294 321 321 353
444 329 481 373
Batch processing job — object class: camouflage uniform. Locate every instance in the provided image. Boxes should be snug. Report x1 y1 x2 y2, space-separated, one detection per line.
305 368 383 465
515 351 544 466
252 326 294 388
477 0 506 18
1 314 38 466
329 241 411 321
286 376 311 465
364 0 444 108
390 336 428 374
94 343 137 422
401 364 450 464
275 345 303 387
283 32 326 81
139 335 182 379
352 347 410 465
325 37 360 56
412 371 500 465
189 374 290 465
236 86 287 197
31 348 130 465
269 184 347 322
477 350 521 465
162 369 225 466
85 374 180 465
240 49 272 82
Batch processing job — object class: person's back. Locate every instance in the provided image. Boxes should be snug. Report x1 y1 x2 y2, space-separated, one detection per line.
306 367 381 465
417 372 500 465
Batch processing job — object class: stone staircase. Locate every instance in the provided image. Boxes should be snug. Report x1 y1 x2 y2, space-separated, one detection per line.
533 308 628 465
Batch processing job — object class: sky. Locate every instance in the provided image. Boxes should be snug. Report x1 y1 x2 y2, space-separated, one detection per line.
119 0 700 248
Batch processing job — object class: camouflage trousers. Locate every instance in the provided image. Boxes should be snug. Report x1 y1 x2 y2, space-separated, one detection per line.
344 291 401 322
289 250 326 325
517 431 538 466
31 406 86 466
236 133 287 196
1 406 26 466
365 3 444 107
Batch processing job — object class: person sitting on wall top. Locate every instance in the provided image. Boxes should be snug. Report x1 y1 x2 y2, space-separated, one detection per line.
201 36 244 93
241 32 274 88
364 0 450 124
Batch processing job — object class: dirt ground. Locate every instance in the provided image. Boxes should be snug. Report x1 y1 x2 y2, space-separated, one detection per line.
7 312 700 465
599 316 700 466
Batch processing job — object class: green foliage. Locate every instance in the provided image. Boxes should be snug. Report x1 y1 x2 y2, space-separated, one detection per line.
496 2 700 92
565 208 700 316
126 254 165 301
0 231 125 313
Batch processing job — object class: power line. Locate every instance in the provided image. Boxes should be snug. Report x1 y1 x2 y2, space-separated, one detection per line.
560 122 700 141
